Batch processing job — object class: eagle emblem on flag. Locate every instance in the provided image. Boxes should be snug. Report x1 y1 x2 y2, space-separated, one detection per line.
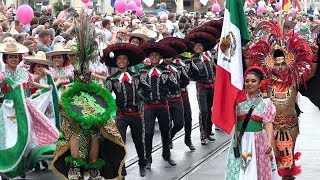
220 31 237 62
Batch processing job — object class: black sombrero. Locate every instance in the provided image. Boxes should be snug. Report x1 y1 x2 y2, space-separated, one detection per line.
185 32 216 53
139 42 178 58
102 43 146 67
159 37 187 55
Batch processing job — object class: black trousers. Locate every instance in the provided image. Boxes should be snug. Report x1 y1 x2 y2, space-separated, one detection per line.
168 100 185 139
182 92 193 144
116 112 147 167
196 87 214 140
144 105 171 163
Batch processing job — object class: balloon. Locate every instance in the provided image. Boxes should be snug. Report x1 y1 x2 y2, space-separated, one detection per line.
133 0 142 7
16 5 34 25
114 0 127 13
257 5 265 14
290 8 297 15
126 1 137 10
142 0 154 7
85 1 93 8
81 0 90 3
212 3 221 12
135 6 143 16
275 2 282 11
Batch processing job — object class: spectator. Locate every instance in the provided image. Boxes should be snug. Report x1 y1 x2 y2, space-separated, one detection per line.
37 29 51 52
57 4 70 20
1 23 9 32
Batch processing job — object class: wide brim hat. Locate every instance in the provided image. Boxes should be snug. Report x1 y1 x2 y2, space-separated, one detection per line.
46 42 73 56
185 32 216 53
24 51 54 66
64 39 77 54
202 19 223 32
190 26 221 39
0 40 29 55
139 42 178 59
102 43 146 67
159 37 187 55
125 27 158 42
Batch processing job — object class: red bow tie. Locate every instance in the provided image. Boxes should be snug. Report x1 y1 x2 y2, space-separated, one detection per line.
121 73 130 83
150 68 160 77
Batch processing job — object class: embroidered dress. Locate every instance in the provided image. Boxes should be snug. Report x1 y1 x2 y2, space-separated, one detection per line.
49 64 74 97
0 66 59 178
225 94 280 180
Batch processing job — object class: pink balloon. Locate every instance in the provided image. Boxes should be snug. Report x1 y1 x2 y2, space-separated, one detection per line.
289 8 297 15
82 0 90 3
212 3 221 12
16 5 34 25
85 1 93 8
135 6 143 16
114 0 127 13
275 2 282 11
126 0 137 10
133 0 142 7
257 5 265 14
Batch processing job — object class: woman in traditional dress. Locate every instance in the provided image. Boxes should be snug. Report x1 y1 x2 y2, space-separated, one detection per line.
225 66 280 180
0 40 59 179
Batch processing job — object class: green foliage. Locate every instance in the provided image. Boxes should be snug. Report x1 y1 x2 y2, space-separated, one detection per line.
53 0 64 15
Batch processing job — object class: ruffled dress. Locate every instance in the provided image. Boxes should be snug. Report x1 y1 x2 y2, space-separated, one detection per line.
225 95 280 180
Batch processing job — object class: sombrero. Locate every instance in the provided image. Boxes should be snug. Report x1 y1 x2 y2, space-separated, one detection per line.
202 19 223 32
190 26 221 39
64 39 77 54
139 42 178 59
102 43 146 67
46 42 73 56
185 32 216 53
126 27 158 42
159 37 187 55
24 51 54 66
0 39 29 55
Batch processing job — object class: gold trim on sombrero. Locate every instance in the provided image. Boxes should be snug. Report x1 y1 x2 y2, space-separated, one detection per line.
46 42 73 56
0 40 29 54
24 51 54 66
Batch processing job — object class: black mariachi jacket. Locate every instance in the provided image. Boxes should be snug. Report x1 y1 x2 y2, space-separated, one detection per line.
105 70 149 110
173 56 200 81
138 64 180 102
191 51 216 84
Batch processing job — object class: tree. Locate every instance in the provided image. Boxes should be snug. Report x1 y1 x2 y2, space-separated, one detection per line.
53 0 64 15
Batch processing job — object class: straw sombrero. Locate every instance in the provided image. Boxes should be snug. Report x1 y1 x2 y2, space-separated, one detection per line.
64 39 77 53
126 27 158 42
24 51 54 66
0 40 29 55
46 42 73 56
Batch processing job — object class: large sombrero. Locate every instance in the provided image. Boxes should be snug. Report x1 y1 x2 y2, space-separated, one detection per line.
0 40 29 55
126 27 158 42
202 19 223 32
64 39 77 54
159 37 187 55
24 51 54 66
184 32 216 53
46 42 73 56
139 42 178 58
102 43 146 67
189 26 221 40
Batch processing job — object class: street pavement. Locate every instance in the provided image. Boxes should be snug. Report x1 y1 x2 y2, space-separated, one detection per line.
3 83 320 180
186 95 320 180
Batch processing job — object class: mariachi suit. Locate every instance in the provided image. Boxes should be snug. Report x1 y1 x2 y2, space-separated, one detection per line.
139 65 180 163
191 51 216 141
172 57 200 145
105 71 148 169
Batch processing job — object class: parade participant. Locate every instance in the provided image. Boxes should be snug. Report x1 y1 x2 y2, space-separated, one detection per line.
225 66 279 179
102 43 148 177
0 40 59 179
185 31 217 145
159 37 194 150
51 9 126 180
47 42 74 97
139 42 179 168
172 38 200 150
248 22 313 179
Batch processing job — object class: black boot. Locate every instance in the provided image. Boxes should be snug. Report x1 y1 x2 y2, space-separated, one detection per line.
139 165 146 177
186 142 196 151
42 160 48 169
165 158 177 166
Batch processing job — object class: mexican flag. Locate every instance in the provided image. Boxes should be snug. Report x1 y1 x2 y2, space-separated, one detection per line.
211 0 250 134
